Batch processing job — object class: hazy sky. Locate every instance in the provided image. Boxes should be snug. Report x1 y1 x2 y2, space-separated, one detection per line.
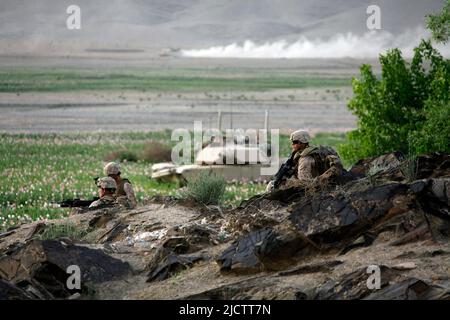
0 0 446 57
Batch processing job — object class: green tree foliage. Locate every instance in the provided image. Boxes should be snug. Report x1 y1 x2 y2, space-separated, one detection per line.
426 0 450 44
340 40 450 163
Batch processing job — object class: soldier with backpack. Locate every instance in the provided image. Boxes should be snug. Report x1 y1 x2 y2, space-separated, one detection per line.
266 130 343 192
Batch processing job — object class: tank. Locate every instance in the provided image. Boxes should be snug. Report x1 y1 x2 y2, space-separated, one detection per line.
150 141 281 184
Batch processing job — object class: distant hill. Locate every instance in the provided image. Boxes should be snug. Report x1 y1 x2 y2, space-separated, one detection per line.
0 0 446 56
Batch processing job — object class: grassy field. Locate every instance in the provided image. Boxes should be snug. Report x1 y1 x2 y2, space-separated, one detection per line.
0 67 351 92
0 131 347 230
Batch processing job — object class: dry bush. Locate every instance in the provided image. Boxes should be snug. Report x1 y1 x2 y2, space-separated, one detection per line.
141 141 172 163
104 149 138 162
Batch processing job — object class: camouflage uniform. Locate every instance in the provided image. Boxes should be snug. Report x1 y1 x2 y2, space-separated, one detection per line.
115 178 137 208
282 145 342 189
268 130 343 191
88 195 117 209
104 162 137 209
89 177 118 209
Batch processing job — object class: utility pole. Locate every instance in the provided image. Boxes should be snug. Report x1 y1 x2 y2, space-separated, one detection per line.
217 110 222 131
264 110 269 131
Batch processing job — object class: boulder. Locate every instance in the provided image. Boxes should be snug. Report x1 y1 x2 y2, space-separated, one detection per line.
185 277 303 300
289 182 413 244
416 153 450 179
314 266 404 300
349 152 450 182
364 278 450 300
417 178 450 221
216 228 306 274
314 265 450 300
349 151 405 180
147 253 205 282
0 239 132 299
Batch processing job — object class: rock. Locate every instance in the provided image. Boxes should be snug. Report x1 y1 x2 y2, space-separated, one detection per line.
0 230 15 240
348 152 450 182
416 153 450 179
349 151 405 179
163 223 223 251
98 221 129 243
289 182 412 244
88 213 115 229
389 224 430 246
216 228 306 274
68 292 82 300
216 229 274 274
314 266 404 300
364 278 450 300
417 178 450 222
339 233 377 255
145 232 209 282
278 260 343 276
185 277 302 300
392 262 417 270
315 265 446 300
178 224 219 247
409 180 428 193
263 187 305 204
422 249 450 258
24 222 46 241
0 279 33 300
395 249 449 260
147 253 205 282
429 179 450 204
217 174 449 275
0 239 131 299
161 236 190 254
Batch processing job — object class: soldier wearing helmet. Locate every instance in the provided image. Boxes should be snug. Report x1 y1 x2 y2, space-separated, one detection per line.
89 177 118 209
103 162 137 209
266 129 343 192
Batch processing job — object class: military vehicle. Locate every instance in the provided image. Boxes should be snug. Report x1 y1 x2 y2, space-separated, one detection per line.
150 140 281 184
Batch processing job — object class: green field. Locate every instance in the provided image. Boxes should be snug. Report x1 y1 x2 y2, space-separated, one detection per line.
0 131 347 230
0 67 351 92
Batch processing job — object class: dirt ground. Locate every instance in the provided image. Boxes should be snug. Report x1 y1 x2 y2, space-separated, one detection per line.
0 89 355 133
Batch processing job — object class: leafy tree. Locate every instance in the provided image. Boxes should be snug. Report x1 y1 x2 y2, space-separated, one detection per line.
426 0 450 44
340 40 450 163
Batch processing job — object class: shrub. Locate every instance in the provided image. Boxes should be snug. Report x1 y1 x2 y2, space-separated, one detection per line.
104 149 138 162
185 171 226 205
141 141 172 163
340 40 450 164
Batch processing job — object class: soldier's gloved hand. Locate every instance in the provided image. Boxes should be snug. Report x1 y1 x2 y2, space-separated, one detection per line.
266 180 275 193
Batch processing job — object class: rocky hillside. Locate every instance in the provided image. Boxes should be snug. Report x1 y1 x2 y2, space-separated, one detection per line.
0 152 449 300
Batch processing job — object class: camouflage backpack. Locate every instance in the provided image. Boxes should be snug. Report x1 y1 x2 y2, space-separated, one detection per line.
115 178 131 197
295 145 339 176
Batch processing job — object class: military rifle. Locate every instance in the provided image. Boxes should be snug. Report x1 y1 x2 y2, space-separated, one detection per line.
273 152 296 189
59 176 100 207
59 197 99 208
